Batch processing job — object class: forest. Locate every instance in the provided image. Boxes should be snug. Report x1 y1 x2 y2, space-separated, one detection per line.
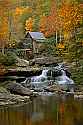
0 0 83 84
0 1 83 124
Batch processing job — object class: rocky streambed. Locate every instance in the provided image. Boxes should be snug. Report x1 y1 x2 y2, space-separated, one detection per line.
0 79 83 106
0 57 83 106
0 82 32 106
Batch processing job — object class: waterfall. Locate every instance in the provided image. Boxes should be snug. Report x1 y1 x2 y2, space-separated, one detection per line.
41 69 48 77
31 68 74 87
55 70 74 85
31 69 48 83
31 69 49 88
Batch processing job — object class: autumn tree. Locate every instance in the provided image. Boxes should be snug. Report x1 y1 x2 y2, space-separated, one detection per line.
0 0 12 54
59 2 82 33
30 0 51 31
13 6 32 39
40 0 62 44
25 17 34 32
59 1 83 64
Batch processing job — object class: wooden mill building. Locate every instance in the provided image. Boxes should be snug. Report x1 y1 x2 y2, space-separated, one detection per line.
25 32 46 54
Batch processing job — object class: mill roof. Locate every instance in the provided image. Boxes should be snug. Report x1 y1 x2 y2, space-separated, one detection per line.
28 32 46 41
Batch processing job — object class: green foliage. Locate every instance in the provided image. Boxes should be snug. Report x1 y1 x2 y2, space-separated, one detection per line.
39 37 57 56
7 38 18 48
70 60 83 84
72 70 83 84
63 27 83 62
0 52 17 66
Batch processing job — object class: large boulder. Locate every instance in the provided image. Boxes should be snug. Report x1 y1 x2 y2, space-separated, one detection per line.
44 85 63 92
29 57 62 66
6 82 33 96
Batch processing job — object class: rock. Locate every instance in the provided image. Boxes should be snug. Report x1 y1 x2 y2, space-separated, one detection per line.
29 57 62 66
32 88 43 92
21 78 31 88
0 93 30 106
16 58 29 67
76 85 83 92
74 94 83 99
7 67 42 77
0 87 10 94
9 94 30 103
74 91 83 99
44 85 63 93
6 82 33 96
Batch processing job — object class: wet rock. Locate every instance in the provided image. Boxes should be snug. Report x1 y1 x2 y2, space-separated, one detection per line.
6 82 33 96
74 94 83 99
32 88 43 92
21 78 31 88
44 85 63 93
75 85 83 92
74 91 83 99
7 67 42 77
47 69 62 77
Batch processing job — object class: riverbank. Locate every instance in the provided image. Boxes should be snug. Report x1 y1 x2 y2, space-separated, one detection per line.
0 80 83 106
0 83 31 106
0 57 83 106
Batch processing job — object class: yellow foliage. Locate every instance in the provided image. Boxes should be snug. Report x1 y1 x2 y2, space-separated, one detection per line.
15 7 32 16
15 7 24 16
59 3 82 32
25 17 34 32
0 17 8 38
63 31 71 40
58 43 65 49
0 16 9 47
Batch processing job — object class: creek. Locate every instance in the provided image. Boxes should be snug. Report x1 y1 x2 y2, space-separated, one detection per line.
0 95 83 125
0 64 82 125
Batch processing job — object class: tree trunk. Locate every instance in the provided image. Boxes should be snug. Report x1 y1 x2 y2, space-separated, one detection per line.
60 30 62 42
56 30 58 44
2 42 4 55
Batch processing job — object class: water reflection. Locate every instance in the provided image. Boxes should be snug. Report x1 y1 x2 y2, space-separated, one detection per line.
0 95 83 125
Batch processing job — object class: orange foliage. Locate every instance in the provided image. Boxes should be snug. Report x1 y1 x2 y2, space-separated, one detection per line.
0 16 9 47
40 0 61 37
40 15 48 34
15 7 24 16
13 6 32 36
25 17 34 32
13 6 32 26
59 3 82 32
14 7 32 17
58 42 65 49
0 0 11 48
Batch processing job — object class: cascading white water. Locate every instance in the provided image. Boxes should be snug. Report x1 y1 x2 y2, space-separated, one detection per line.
42 70 48 76
30 67 74 88
55 70 74 84
31 69 48 83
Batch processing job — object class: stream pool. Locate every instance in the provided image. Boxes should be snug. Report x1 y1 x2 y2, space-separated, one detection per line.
0 94 83 125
